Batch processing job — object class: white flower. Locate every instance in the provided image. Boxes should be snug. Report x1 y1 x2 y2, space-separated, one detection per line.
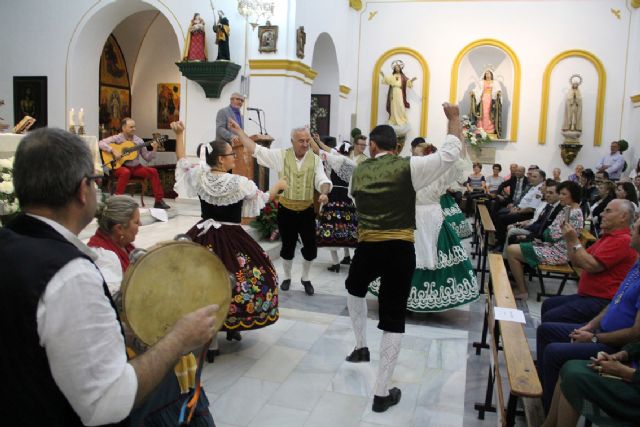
0 181 14 194
0 158 13 169
1 173 11 181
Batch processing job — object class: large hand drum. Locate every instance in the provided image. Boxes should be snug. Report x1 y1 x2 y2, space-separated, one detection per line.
121 240 232 346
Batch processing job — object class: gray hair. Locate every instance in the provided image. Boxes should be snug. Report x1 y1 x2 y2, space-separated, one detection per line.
96 195 139 233
618 199 637 226
290 126 309 141
14 128 93 209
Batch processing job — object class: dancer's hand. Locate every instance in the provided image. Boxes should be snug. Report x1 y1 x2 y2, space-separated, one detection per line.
442 102 460 120
170 121 185 134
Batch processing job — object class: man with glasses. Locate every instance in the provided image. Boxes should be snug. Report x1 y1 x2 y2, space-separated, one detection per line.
350 134 369 164
0 128 218 425
216 92 245 145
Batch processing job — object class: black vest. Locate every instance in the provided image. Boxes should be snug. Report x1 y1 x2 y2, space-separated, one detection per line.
0 214 128 426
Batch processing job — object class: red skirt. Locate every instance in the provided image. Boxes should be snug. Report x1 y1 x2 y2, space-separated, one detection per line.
186 221 279 331
187 31 206 61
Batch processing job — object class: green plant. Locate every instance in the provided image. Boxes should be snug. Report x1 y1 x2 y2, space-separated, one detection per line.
250 200 280 240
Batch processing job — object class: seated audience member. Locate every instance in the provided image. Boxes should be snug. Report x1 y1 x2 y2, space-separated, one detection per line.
99 117 170 209
494 169 545 246
495 165 528 209
542 342 640 427
589 180 616 236
541 199 638 323
536 215 640 412
503 162 518 182
579 169 599 215
635 175 640 199
629 159 640 179
503 179 562 255
567 164 584 183
595 170 609 184
616 181 639 211
464 162 487 216
485 163 504 194
552 168 561 182
0 128 217 426
506 181 583 300
527 164 540 180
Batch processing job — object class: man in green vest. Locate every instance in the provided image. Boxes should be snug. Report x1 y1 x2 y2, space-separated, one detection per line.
227 119 331 296
345 103 464 412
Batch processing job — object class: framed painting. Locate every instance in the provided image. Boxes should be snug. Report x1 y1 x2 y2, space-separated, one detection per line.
13 76 47 128
99 85 131 135
157 83 180 129
258 22 278 53
100 34 130 88
310 94 330 136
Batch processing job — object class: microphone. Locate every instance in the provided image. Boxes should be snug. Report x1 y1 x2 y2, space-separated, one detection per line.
247 107 262 111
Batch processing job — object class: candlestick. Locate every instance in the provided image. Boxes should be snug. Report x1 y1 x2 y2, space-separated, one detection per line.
69 108 75 127
78 108 85 127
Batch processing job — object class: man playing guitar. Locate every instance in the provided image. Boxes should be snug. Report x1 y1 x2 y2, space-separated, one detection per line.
99 117 170 209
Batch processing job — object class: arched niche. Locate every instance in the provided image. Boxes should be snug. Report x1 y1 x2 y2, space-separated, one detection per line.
311 33 340 137
65 0 184 136
371 47 430 137
449 39 521 142
538 50 606 146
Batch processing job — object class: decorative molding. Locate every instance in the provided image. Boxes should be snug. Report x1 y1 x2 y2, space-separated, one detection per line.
350 0 363 11
371 47 430 136
631 94 640 103
449 38 521 142
339 85 351 95
538 50 606 146
248 59 317 82
175 61 241 98
248 73 311 86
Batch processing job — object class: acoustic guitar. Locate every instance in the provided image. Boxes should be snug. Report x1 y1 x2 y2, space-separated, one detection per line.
102 135 168 171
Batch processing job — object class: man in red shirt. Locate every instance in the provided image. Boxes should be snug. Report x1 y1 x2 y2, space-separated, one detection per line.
541 199 638 323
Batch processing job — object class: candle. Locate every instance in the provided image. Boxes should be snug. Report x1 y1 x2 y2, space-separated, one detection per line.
69 108 75 126
78 108 85 126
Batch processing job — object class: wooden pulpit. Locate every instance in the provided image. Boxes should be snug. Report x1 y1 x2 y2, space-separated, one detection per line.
231 134 274 191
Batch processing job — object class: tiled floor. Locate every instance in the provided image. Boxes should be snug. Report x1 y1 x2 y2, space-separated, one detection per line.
88 196 562 426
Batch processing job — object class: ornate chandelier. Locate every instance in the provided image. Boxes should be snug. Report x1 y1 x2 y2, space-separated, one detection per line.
237 0 274 29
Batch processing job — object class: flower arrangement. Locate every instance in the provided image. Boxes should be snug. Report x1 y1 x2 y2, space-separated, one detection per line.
461 115 492 148
250 200 280 241
0 157 19 217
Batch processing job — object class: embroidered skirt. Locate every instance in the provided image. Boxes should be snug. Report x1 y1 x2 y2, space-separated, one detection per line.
186 220 279 331
315 200 358 248
441 194 472 239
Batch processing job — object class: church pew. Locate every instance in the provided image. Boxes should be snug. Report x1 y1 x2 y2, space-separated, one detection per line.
475 203 496 287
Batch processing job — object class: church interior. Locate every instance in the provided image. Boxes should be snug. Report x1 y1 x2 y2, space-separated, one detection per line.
2 0 640 426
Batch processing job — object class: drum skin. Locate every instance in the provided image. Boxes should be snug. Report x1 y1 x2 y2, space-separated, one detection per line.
121 241 232 346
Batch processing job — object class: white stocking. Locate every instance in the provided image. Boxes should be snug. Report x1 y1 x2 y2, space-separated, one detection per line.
301 260 312 281
330 250 340 265
374 331 402 397
343 248 350 258
347 294 368 349
209 334 219 351
282 258 292 280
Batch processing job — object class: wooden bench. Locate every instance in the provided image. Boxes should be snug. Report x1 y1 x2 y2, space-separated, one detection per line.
535 229 598 301
474 254 544 427
474 203 496 287
470 197 490 258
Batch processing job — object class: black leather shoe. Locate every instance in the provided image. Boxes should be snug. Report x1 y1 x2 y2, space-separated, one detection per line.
153 200 171 209
301 280 314 296
345 347 370 363
226 331 242 341
372 387 401 413
206 349 220 363
327 264 340 273
340 256 351 265
280 279 291 291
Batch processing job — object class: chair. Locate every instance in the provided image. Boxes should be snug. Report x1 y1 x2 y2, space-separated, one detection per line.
100 151 148 207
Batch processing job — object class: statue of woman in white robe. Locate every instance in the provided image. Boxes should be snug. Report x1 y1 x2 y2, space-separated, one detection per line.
469 69 502 139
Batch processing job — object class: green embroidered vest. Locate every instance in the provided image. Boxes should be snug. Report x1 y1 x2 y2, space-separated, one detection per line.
351 155 416 231
278 148 316 211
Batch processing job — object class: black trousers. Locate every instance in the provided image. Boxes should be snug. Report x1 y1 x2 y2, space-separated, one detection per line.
345 240 415 333
277 205 317 261
495 209 534 245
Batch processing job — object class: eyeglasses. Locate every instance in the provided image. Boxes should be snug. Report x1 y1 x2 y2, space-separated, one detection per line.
220 152 237 158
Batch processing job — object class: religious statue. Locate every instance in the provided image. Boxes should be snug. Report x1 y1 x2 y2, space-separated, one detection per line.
214 10 230 61
380 60 417 134
19 88 36 118
561 74 583 140
183 13 207 62
469 69 502 139
296 26 306 59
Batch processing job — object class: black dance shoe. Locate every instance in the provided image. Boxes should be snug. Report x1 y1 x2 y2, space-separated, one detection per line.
372 387 402 412
226 331 242 341
340 256 351 265
206 349 220 363
301 280 314 296
153 200 171 209
280 279 291 291
345 347 370 363
327 264 340 273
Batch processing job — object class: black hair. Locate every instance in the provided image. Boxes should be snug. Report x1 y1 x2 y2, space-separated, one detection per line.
492 163 502 171
410 137 426 148
321 136 337 149
196 140 231 167
544 179 558 188
557 180 583 203
369 125 397 151
617 181 639 204
581 169 595 185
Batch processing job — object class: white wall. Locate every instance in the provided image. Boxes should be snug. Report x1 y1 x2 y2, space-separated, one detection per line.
311 33 340 138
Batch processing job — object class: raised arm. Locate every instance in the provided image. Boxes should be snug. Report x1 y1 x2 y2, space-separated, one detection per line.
170 121 186 160
227 118 256 154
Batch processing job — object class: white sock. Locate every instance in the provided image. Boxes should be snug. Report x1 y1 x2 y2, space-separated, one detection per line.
282 258 292 280
347 294 368 349
343 248 350 258
330 250 339 265
301 260 312 281
374 331 402 397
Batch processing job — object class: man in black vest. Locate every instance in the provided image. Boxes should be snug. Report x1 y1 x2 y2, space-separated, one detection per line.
0 128 219 426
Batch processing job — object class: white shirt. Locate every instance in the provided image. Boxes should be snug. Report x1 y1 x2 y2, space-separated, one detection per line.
596 152 625 180
253 146 333 193
32 215 137 425
518 182 544 210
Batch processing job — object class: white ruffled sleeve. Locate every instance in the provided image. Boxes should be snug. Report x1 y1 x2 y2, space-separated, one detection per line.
237 175 268 217
174 158 202 198
321 151 357 182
